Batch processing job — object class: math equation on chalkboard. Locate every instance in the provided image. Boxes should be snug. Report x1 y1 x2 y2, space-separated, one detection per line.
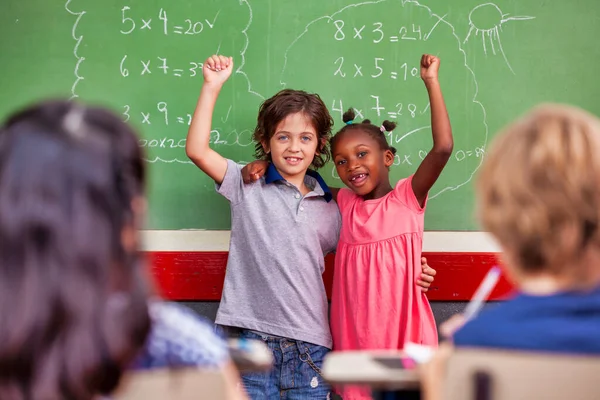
64 0 537 212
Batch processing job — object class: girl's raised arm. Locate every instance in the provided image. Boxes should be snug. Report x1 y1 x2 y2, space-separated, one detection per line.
411 55 454 206
186 55 233 184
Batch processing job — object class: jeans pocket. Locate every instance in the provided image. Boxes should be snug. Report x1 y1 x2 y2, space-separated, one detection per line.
297 341 329 372
297 342 332 397
299 350 323 376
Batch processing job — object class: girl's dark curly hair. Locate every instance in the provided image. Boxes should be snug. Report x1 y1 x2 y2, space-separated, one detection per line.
330 108 397 155
252 89 333 169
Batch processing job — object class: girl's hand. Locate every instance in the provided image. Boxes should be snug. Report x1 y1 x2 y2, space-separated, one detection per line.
242 160 269 184
417 257 436 291
420 54 440 82
203 55 234 87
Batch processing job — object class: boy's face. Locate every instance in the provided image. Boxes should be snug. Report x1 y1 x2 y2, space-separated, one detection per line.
262 112 320 183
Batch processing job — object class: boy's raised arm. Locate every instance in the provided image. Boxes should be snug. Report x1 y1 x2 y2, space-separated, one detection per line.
186 55 233 184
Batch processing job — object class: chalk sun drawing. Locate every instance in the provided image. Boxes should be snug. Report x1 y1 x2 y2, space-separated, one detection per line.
464 3 535 74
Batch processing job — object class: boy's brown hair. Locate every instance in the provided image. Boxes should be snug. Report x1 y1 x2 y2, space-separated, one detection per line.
252 89 333 169
477 104 600 277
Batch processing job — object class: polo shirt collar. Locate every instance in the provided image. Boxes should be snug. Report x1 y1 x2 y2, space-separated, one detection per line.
264 163 333 202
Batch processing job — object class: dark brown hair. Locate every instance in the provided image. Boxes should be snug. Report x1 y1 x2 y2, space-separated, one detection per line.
252 89 333 169
0 100 151 400
330 108 397 156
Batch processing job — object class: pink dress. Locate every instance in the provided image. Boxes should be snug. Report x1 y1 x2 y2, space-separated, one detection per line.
330 176 438 400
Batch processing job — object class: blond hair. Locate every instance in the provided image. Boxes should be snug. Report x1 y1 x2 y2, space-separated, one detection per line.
477 104 600 276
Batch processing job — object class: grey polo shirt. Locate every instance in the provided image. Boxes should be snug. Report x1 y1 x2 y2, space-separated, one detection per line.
215 160 341 348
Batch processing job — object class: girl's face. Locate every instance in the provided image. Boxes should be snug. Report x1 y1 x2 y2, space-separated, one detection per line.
333 129 394 199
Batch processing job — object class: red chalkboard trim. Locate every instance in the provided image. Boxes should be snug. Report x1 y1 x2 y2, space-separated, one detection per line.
146 251 514 302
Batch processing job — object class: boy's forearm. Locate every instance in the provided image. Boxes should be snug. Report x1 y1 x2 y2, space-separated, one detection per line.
185 82 229 183
424 79 453 155
186 83 221 158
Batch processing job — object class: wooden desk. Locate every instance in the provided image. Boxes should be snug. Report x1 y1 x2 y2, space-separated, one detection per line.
323 351 421 391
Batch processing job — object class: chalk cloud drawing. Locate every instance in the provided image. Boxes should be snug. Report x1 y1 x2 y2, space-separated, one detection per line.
65 0 257 166
280 0 489 200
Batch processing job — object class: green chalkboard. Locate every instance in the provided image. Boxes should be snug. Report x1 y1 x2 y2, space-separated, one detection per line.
2 0 600 230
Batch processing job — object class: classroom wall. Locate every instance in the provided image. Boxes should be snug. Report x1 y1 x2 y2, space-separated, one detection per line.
143 230 515 326
179 301 470 332
2 1 592 314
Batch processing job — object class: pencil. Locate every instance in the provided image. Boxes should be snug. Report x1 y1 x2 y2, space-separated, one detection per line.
462 266 501 321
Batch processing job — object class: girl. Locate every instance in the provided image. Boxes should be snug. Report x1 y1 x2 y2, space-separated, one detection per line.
0 100 245 400
329 54 453 400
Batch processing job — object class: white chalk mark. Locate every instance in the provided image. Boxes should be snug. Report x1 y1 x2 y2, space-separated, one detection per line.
395 126 430 143
405 0 489 199
205 9 221 29
144 157 193 165
463 3 535 74
65 0 86 99
481 29 487 54
489 29 496 55
221 105 233 123
424 13 447 40
494 26 514 74
501 14 536 24
280 0 386 87
235 0 265 100
280 0 490 200
367 1 486 198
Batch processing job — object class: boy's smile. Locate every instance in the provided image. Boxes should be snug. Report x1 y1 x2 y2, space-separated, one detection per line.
263 112 320 190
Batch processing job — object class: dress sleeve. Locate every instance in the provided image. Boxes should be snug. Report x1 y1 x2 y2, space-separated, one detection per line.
335 187 355 213
392 175 427 213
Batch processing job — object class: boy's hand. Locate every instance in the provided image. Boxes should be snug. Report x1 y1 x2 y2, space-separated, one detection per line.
420 54 440 82
417 257 436 291
241 160 269 184
203 55 234 86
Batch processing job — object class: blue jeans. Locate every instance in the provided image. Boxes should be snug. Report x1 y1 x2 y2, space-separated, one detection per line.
239 330 332 399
